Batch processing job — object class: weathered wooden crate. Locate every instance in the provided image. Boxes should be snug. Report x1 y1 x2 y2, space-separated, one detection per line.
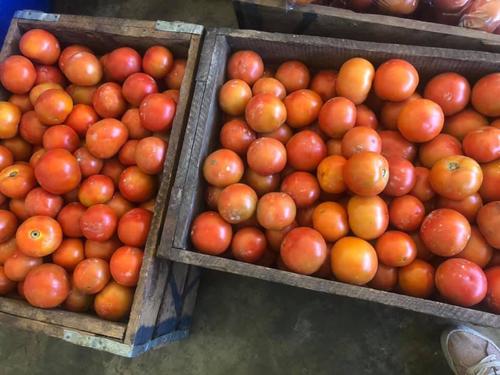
159 27 500 328
233 0 500 53
0 11 202 357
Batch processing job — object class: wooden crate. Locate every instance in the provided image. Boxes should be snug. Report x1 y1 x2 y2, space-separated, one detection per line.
0 11 202 357
233 0 500 53
159 27 500 328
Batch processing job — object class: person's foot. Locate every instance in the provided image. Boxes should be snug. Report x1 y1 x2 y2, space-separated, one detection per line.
441 325 500 375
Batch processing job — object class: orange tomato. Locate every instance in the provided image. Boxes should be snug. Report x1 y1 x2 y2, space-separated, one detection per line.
389 195 425 232
419 134 463 168
245 93 287 132
471 73 500 116
368 264 398 291
398 259 435 298
444 109 488 141
344 151 389 196
219 79 252 116
331 236 378 285
275 60 310 93
480 160 500 202
347 195 388 240
336 57 374 104
316 155 346 194
375 231 417 267
16 216 63 257
397 98 444 143
312 202 348 242
374 59 419 101
0 101 21 139
309 70 337 101
283 89 322 128
318 97 356 138
256 192 296 230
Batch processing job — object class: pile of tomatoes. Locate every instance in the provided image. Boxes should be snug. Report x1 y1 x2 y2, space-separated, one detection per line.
190 49 500 312
0 28 184 321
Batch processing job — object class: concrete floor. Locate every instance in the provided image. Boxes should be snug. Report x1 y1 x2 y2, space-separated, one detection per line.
0 0 494 373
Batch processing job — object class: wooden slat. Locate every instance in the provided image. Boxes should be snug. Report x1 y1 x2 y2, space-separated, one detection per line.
0 297 126 339
166 247 500 328
159 27 500 327
233 0 500 52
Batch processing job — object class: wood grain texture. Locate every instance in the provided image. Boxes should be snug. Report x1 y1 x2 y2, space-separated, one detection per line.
0 12 202 354
160 27 500 327
233 0 500 52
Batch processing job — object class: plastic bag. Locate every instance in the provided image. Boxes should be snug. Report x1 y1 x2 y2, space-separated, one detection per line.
459 0 500 33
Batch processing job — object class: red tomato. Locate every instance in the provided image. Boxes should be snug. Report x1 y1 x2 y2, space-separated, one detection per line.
0 163 36 198
398 259 435 298
455 226 493 268
231 227 267 263
436 258 487 307
121 108 152 139
410 166 435 202
2 136 33 161
419 134 463 168
485 267 500 312
9 198 29 221
35 148 81 195
347 195 389 240
477 201 500 249
227 50 264 85
0 102 20 140
85 237 121 261
104 47 141 82
62 51 102 86
0 55 36 94
24 264 70 308
42 125 79 152
284 89 322 128
135 136 167 175
336 57 375 104
374 59 419 101
66 84 97 106
286 130 327 171
165 59 186 89
34 89 73 125
29 82 63 106
35 65 65 86
220 119 256 155
312 201 348 242
73 258 110 294
0 237 16 265
0 210 17 243
9 94 33 113
64 286 93 313
423 73 470 116
281 227 327 275
92 82 127 119
25 187 63 218
379 130 416 161
480 160 500 202
471 73 500 116
247 137 287 175
16 215 63 257
309 70 337 101
368 264 398 291
463 127 500 163
280 171 320 208
107 192 134 218
355 104 378 129
219 79 252 116
19 110 47 145
117 208 152 247
326 139 342 156
4 250 42 282
109 246 144 287
376 231 417 267
78 175 115 207
318 97 356 138
344 151 389 196
74 147 104 177
217 183 258 225
142 45 173 79
139 93 176 132
86 118 129 159
389 195 425 232
444 109 488 141
66 104 99 137
163 89 180 104
190 211 232 255
380 93 420 130
397 98 444 143
205 185 223 209
383 156 415 197
52 238 85 272
119 140 138 166
0 266 15 295
420 208 471 256
122 72 158 107
341 126 381 158
58 44 92 71
243 169 280 197
437 193 483 222
429 155 483 201
256 192 296 230
94 281 133 321
275 60 310 93
245 93 287 133
252 77 286 99
118 166 157 203
29 148 45 168
80 204 117 241
331 236 378 285
102 158 126 187
57 202 86 237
